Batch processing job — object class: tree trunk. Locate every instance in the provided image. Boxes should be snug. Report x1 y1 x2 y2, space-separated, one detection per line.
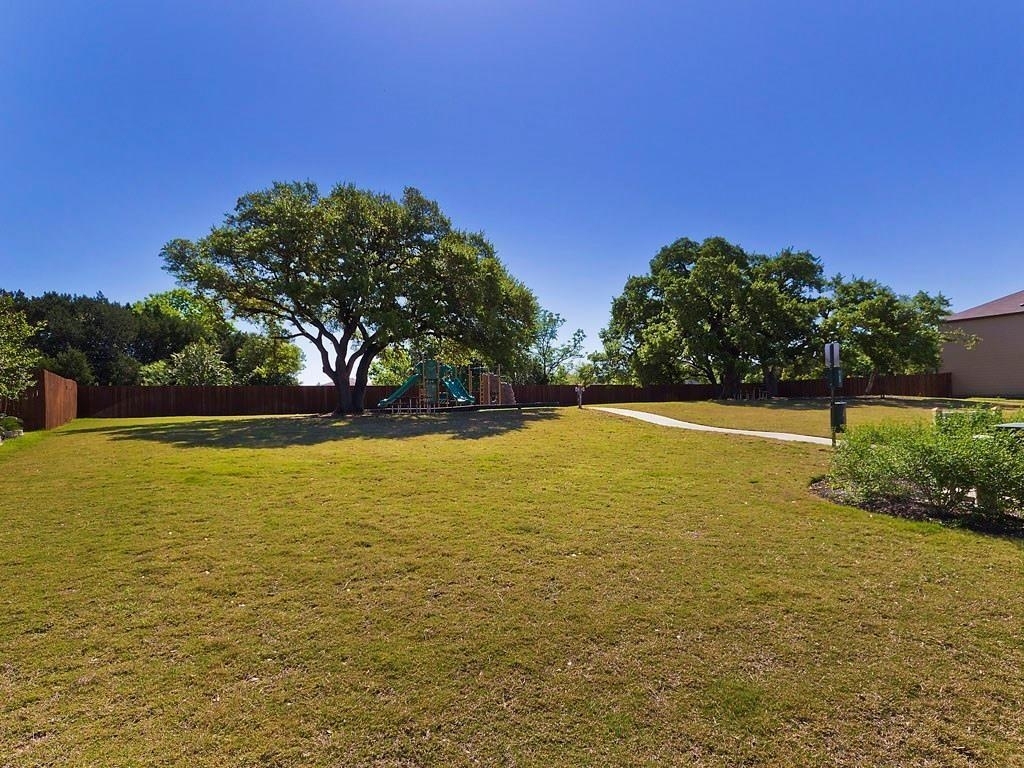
720 367 742 400
864 369 877 397
332 373 353 415
349 345 381 414
762 367 779 398
350 379 366 414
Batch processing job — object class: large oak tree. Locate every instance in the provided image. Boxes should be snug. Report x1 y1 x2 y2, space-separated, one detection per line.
603 237 825 397
162 182 538 414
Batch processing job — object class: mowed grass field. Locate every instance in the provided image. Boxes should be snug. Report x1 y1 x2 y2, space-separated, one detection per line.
621 397 1024 438
2 408 1024 766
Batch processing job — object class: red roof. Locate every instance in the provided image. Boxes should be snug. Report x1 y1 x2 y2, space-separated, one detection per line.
946 290 1024 322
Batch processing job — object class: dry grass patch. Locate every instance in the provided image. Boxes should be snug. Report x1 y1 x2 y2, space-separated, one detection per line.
620 398 977 437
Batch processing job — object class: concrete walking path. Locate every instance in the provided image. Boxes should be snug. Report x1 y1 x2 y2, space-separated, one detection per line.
591 406 834 446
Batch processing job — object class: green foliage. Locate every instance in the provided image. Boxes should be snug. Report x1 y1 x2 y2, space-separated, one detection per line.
13 291 140 385
0 295 41 399
0 415 24 432
163 181 539 413
824 276 950 379
602 237 824 396
830 408 1024 518
10 288 302 386
168 341 233 385
40 348 96 386
131 289 228 363
521 309 585 384
232 333 304 385
369 345 414 386
572 362 598 386
584 345 633 384
133 289 232 342
138 359 172 386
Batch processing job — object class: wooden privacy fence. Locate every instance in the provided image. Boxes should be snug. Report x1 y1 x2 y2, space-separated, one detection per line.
79 384 394 418
521 372 952 405
6 371 953 428
776 372 952 399
79 373 952 417
0 370 78 431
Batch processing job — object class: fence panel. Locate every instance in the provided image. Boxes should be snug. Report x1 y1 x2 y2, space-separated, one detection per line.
778 373 951 399
0 370 77 430
78 384 399 418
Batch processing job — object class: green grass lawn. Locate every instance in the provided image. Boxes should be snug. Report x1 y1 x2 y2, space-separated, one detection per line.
2 410 1024 766
618 397 1024 438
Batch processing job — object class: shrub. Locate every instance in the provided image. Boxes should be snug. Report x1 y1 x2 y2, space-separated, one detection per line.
0 414 24 432
829 407 1024 519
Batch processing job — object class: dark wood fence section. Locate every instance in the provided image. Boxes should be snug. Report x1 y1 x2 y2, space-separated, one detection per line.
79 373 951 417
79 385 393 418
775 372 952 399
0 370 78 430
5 371 952 428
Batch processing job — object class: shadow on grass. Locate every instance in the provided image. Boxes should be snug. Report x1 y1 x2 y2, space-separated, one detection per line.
67 409 560 449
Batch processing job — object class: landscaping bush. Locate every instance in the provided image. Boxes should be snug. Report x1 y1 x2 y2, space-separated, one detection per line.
0 414 23 432
829 408 1024 519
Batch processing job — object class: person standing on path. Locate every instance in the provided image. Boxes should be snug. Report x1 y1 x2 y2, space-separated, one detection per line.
575 384 585 408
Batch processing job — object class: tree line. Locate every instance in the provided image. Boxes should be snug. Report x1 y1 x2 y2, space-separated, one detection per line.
0 288 304 391
1 180 954 410
589 236 952 398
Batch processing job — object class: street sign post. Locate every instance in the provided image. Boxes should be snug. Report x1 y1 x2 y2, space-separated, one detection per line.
824 341 840 369
824 341 843 446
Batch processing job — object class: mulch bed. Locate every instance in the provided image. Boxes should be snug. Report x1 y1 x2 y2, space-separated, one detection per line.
810 479 1024 539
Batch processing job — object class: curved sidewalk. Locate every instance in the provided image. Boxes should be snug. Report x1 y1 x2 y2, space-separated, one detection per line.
591 407 834 446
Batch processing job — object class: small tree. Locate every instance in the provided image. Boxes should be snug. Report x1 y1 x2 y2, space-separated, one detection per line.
523 309 585 384
368 345 414 386
233 333 305 385
168 342 233 385
0 296 41 399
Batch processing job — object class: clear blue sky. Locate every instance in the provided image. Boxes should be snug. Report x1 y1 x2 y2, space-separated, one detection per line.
2 1 1021 383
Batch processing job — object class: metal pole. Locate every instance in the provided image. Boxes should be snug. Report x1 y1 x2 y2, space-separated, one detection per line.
829 367 836 448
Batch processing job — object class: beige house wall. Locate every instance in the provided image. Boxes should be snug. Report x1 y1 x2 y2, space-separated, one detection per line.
941 314 1024 397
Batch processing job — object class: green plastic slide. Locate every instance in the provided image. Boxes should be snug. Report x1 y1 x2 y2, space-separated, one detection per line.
377 373 422 407
441 375 475 404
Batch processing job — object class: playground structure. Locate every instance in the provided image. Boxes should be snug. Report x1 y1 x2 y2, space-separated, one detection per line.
377 360 517 412
478 371 516 407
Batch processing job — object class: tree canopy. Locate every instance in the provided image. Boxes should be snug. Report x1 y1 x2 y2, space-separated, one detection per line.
519 309 586 384
163 181 538 413
601 236 949 396
6 289 303 386
603 237 825 396
824 276 950 392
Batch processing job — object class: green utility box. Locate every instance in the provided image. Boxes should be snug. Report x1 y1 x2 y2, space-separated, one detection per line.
831 401 847 433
